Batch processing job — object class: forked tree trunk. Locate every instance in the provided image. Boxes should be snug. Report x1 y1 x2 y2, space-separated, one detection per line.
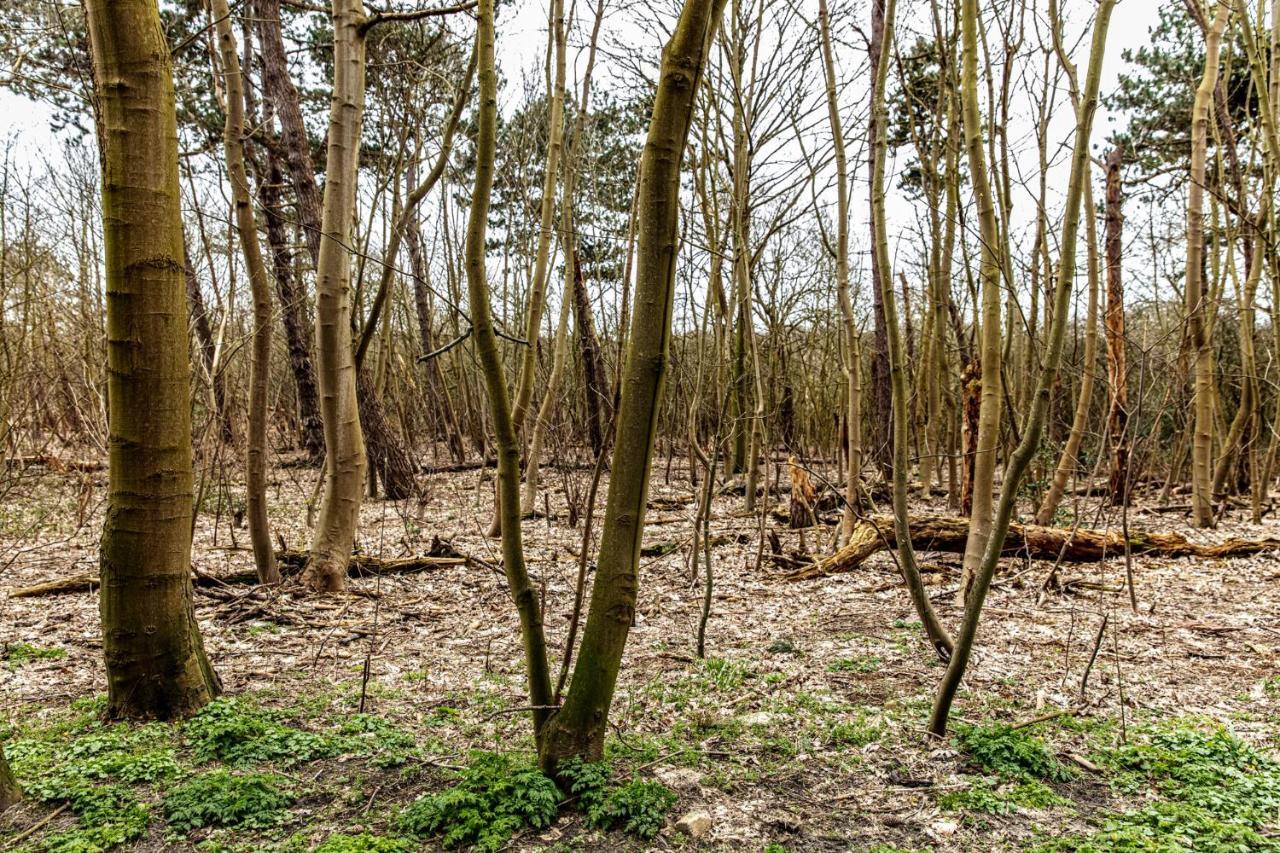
539 0 727 770
212 0 278 584
304 0 369 591
86 0 221 718
930 0 1116 737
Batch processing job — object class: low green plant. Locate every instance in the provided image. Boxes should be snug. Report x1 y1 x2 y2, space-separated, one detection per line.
313 832 414 852
826 655 881 674
953 722 1073 781
938 776 1070 816
163 769 294 832
396 751 560 851
560 759 677 840
184 697 339 767
336 714 418 768
1041 722 1280 852
703 658 752 691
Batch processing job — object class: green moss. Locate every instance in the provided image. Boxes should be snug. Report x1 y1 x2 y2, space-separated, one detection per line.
4 642 66 668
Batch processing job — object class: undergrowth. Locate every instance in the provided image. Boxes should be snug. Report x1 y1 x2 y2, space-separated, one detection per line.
163 769 294 832
1037 720 1280 851
953 722 1074 781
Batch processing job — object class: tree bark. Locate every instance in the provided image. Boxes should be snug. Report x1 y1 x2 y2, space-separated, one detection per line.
789 514 1280 580
869 0 952 660
464 4 556 743
929 0 1116 737
86 0 221 718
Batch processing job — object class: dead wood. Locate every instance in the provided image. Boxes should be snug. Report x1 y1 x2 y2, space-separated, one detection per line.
785 514 1280 580
8 538 469 598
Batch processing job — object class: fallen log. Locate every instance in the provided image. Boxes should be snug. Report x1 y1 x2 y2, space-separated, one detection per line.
8 540 468 598
785 514 1280 581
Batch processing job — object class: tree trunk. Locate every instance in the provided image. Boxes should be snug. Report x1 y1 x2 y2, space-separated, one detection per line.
1103 145 1130 506
86 0 221 718
0 751 18 812
1035 149 1102 526
260 133 325 460
303 0 369 591
212 0 278 585
1186 5 1229 528
464 3 556 743
956 0 1005 602
866 0 892 479
183 256 234 444
790 514 1280 579
572 249 612 457
869 0 952 660
539 0 726 770
929 0 1116 737
406 201 466 462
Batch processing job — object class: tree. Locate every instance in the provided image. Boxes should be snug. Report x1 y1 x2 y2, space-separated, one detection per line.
86 0 221 718
930 0 1117 736
0 750 19 811
1186 3 1230 528
211 0 277 585
539 0 728 769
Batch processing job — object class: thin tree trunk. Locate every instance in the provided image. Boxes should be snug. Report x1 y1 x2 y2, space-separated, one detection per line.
304 0 369 591
539 0 726 770
1036 170 1100 526
956 0 1005 602
184 257 234 444
0 752 19 812
86 0 221 718
1103 145 1130 506
260 132 324 460
1186 4 1230 528
212 0 278 584
464 6 556 741
870 0 952 660
817 0 861 544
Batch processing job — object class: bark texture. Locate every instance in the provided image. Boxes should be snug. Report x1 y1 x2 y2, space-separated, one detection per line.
87 0 221 718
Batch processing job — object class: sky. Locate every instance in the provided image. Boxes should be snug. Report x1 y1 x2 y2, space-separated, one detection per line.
0 0 1184 316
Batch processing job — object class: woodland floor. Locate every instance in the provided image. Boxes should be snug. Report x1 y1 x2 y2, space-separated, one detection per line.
2 451 1280 852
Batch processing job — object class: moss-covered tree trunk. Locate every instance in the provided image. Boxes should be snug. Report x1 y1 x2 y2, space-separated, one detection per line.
0 750 20 812
538 0 727 770
86 0 221 719
464 4 556 738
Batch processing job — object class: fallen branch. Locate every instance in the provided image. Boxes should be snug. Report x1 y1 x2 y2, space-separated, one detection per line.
785 514 1280 580
8 538 469 598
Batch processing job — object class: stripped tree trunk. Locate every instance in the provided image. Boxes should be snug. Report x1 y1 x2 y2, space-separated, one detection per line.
1103 145 1130 506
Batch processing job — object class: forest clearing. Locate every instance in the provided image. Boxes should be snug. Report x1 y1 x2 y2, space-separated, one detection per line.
2 0 1280 849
